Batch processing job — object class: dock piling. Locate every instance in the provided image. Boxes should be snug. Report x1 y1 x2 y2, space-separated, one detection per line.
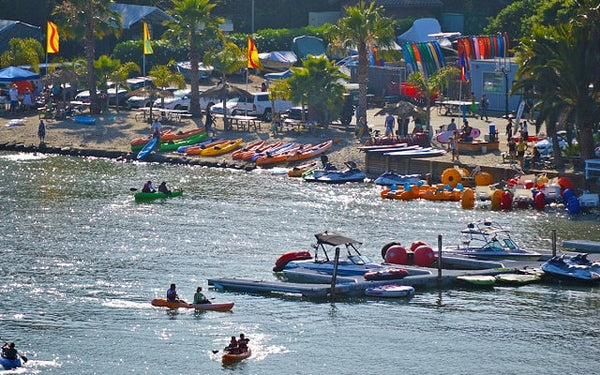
330 247 340 301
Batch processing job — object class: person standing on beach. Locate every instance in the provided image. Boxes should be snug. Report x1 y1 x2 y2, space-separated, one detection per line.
151 118 162 138
479 93 489 121
384 113 395 137
9 84 19 114
450 132 459 163
37 120 46 144
505 117 513 142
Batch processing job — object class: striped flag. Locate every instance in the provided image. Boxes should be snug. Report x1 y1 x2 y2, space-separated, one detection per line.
459 51 468 82
247 36 260 69
47 21 59 54
143 22 153 55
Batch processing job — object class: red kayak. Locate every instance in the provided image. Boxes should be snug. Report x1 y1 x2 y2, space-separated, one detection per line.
150 298 234 312
222 348 251 365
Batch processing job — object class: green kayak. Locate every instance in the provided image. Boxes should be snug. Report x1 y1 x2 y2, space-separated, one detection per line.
159 133 207 152
134 190 183 202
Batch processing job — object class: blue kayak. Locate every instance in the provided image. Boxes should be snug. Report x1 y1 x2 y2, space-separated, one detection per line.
0 357 22 370
137 136 159 160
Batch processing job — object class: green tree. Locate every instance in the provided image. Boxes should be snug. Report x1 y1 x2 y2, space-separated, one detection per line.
203 41 245 82
149 61 186 109
164 0 223 118
53 0 122 114
0 38 44 71
512 0 600 162
407 66 460 136
109 61 140 112
327 1 395 125
288 56 348 126
94 55 120 90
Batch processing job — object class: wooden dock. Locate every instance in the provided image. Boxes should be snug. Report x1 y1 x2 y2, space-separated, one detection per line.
207 264 535 299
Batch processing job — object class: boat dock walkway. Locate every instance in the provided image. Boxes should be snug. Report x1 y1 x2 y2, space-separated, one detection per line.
207 264 538 299
562 240 600 253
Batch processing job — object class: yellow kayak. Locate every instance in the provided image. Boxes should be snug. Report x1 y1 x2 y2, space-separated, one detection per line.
200 138 243 156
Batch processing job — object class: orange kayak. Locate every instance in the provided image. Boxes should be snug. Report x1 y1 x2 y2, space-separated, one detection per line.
131 128 205 148
232 140 265 160
150 298 234 312
241 142 283 161
222 348 251 365
287 161 317 177
285 140 333 163
255 144 312 166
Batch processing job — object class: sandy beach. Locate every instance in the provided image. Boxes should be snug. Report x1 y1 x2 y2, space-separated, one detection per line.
0 77 577 184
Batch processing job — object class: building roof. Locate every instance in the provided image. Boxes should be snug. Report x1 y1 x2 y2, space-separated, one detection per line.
0 20 40 56
375 0 443 7
110 3 174 30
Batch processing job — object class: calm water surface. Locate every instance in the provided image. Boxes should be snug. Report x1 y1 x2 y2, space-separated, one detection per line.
0 152 599 374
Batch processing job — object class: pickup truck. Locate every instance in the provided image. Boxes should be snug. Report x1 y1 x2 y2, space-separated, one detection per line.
233 92 293 121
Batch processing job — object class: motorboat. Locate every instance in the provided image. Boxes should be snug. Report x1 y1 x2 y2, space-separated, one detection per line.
258 51 298 72
541 254 600 284
374 171 421 186
442 220 544 261
303 162 366 184
273 231 404 277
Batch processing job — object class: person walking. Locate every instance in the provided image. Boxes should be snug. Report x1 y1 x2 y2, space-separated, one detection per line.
384 113 395 137
480 93 489 121
37 120 46 144
450 131 459 163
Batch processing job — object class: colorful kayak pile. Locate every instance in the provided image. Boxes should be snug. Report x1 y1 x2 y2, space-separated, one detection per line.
401 40 445 78
233 140 333 166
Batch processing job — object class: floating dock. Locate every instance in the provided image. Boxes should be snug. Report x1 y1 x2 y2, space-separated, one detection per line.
562 240 600 254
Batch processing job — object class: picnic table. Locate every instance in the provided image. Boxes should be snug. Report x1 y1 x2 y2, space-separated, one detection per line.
135 107 191 123
436 100 479 117
214 114 262 131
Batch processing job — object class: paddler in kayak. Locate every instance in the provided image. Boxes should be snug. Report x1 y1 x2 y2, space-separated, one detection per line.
237 333 249 353
158 181 171 195
1 342 18 362
224 336 238 353
193 286 211 304
142 180 155 193
166 283 185 303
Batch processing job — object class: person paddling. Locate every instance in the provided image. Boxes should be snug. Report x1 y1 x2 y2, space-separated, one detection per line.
166 283 184 303
237 333 249 353
1 343 18 362
193 286 211 305
142 180 155 193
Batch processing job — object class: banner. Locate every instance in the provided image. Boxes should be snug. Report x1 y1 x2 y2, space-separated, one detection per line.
47 21 59 54
143 22 153 55
247 36 260 69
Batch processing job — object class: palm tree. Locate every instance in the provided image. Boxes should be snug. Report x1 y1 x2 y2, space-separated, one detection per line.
204 41 245 83
164 0 223 118
109 62 141 112
0 38 44 71
53 0 121 114
288 56 348 126
407 66 460 136
513 1 600 162
328 1 395 125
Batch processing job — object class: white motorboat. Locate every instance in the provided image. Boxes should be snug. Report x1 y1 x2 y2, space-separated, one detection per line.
176 61 214 80
443 220 544 261
273 231 402 277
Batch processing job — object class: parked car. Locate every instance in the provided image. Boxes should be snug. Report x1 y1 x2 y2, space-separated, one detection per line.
210 98 239 116
284 106 308 120
154 89 218 111
75 88 127 106
233 92 293 121
126 94 154 109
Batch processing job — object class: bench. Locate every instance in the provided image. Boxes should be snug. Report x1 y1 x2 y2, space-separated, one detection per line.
585 159 600 181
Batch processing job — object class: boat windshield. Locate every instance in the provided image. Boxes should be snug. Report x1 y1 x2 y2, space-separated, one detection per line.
482 240 504 251
503 238 517 250
348 255 371 264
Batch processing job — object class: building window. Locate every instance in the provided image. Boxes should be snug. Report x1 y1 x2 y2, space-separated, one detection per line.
483 72 505 93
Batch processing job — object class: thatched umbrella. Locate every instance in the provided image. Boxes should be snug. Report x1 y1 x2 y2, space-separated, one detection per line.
126 86 174 122
200 83 253 128
41 69 81 103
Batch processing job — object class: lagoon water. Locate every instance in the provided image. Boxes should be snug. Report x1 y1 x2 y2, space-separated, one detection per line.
1 152 599 374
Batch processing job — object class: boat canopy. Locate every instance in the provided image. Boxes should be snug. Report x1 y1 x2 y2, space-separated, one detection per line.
314 232 362 247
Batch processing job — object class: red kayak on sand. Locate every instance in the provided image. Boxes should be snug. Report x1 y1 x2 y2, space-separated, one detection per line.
150 298 234 312
222 348 251 365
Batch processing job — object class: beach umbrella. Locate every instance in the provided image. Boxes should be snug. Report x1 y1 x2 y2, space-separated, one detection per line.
127 86 174 122
200 83 253 127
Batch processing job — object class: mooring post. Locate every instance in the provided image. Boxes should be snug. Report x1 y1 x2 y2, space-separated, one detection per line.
330 247 340 301
438 234 442 280
552 229 557 257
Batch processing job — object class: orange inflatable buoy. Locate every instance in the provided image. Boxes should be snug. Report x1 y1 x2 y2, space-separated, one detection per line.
491 189 502 210
474 171 493 186
461 188 475 209
385 245 409 265
500 191 513 210
413 245 435 267
441 168 462 188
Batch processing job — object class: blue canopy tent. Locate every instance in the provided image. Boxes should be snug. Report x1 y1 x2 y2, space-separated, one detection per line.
0 66 40 82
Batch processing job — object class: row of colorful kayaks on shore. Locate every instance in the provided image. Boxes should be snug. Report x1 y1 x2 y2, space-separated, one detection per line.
131 128 333 165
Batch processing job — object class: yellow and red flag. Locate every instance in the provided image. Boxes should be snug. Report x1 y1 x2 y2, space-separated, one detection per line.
47 21 59 54
247 36 260 69
143 22 153 55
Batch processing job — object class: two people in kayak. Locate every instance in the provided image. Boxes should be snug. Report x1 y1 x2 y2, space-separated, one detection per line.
141 181 171 194
225 333 249 354
166 284 211 304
